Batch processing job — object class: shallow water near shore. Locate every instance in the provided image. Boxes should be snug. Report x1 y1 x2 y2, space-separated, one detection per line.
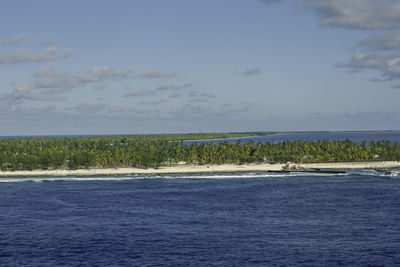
1 172 399 266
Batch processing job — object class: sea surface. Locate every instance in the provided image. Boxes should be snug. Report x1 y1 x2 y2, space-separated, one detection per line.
185 131 400 145
1 171 400 266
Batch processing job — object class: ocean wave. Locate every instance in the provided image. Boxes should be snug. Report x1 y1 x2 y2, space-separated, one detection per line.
0 173 331 183
345 169 398 178
0 176 146 183
0 169 395 183
161 172 343 179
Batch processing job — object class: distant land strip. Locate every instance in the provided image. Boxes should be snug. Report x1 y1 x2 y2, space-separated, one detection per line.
0 162 399 177
1 133 400 173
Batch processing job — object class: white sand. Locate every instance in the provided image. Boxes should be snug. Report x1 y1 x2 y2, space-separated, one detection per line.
301 161 400 169
0 161 399 177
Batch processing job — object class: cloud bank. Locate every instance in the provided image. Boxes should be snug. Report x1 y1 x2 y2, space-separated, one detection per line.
1 33 30 45
141 69 178 79
302 0 400 85
306 0 400 30
359 33 400 51
0 46 74 64
124 83 192 98
2 66 132 104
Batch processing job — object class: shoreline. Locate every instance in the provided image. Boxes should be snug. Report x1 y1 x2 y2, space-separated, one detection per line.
0 161 399 177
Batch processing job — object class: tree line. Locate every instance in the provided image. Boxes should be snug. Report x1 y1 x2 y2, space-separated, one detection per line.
0 134 399 171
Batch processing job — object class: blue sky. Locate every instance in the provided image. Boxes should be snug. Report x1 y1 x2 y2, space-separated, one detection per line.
1 0 400 135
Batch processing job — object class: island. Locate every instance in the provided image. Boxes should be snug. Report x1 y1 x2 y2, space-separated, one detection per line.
0 133 399 177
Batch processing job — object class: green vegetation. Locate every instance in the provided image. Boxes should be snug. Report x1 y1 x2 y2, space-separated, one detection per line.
0 133 399 171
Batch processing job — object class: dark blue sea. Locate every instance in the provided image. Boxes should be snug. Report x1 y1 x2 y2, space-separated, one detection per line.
1 171 400 266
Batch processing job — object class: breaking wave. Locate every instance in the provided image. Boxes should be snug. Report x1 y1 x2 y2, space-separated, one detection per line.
1 169 396 183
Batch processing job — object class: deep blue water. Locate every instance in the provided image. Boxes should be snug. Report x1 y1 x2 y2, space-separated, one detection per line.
186 131 400 145
1 172 400 266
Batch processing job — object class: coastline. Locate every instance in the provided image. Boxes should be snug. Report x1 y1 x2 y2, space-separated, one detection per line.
0 161 399 177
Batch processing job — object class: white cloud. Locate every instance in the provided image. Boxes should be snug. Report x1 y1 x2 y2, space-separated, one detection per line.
339 51 395 70
1 66 132 104
71 103 109 114
155 82 192 91
124 83 192 98
0 46 74 64
137 98 170 105
141 69 178 79
359 33 400 51
29 66 132 90
1 33 30 45
61 100 249 121
338 51 400 81
304 0 400 84
188 91 215 101
124 88 158 97
306 0 400 30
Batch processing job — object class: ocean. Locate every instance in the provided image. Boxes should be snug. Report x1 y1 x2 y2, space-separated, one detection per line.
1 171 399 266
185 131 400 145
1 132 400 266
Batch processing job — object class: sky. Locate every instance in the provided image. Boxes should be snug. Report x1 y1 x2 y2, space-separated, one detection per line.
1 0 400 135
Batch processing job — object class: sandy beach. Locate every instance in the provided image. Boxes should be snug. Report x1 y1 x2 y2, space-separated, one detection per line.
0 161 399 177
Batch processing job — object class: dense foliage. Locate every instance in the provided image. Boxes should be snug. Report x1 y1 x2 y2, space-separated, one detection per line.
0 134 400 171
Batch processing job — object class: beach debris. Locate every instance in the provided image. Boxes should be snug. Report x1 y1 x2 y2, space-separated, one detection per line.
282 162 304 171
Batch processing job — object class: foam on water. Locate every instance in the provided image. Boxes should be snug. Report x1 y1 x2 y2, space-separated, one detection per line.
157 171 345 179
0 176 146 183
2 170 390 183
346 169 399 178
